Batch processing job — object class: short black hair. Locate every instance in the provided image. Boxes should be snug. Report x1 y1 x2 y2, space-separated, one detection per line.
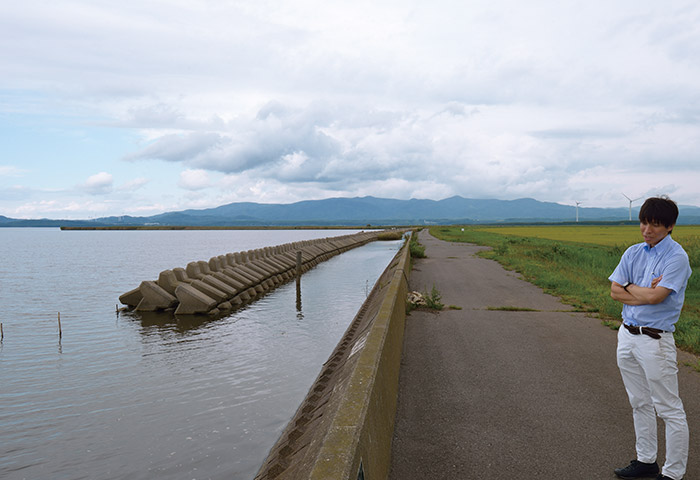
639 195 678 228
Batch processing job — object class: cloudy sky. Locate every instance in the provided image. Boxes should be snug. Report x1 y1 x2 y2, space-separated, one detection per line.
1 0 699 219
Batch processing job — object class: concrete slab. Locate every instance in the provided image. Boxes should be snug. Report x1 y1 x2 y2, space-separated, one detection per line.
119 287 143 308
135 280 178 312
174 284 217 315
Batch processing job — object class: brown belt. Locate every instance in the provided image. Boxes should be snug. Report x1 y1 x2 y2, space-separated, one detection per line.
622 322 666 339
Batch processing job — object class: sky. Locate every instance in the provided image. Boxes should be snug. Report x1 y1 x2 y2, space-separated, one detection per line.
1 0 700 219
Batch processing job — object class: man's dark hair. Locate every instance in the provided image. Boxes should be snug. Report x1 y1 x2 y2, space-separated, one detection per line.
639 195 678 228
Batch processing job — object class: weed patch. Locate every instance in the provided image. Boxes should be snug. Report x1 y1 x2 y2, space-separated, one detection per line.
407 286 444 311
377 230 404 241
486 306 539 312
409 233 426 259
424 285 444 311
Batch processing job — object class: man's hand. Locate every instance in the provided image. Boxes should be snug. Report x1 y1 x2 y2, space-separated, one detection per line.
611 281 643 305
611 276 670 306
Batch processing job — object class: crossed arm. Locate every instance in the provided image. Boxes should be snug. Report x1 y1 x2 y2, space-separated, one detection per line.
610 275 671 305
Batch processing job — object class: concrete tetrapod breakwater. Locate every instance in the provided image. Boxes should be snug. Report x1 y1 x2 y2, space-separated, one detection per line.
118 232 381 316
254 232 411 480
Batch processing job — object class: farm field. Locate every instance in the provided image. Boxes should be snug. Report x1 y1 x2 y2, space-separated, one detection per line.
472 224 700 247
429 225 700 357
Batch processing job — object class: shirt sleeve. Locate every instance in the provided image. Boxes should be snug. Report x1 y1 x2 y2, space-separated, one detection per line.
609 247 632 285
657 252 692 294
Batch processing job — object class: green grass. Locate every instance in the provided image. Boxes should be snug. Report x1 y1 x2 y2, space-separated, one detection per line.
424 285 444 310
409 233 426 258
486 306 539 312
683 360 700 373
377 230 405 241
430 226 700 355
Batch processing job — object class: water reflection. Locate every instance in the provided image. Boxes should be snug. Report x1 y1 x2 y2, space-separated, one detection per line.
125 309 214 333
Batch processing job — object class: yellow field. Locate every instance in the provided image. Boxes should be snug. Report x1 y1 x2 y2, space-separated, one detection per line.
473 225 700 247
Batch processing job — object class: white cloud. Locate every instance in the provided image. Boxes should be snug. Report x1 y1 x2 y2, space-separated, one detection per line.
178 169 211 191
118 90 700 211
0 184 32 201
0 165 25 177
117 177 149 192
13 199 112 217
81 172 114 195
2 0 700 219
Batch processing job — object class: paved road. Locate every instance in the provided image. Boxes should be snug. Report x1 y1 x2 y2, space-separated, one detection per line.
389 230 700 480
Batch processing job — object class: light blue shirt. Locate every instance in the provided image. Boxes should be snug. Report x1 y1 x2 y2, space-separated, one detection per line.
609 234 692 332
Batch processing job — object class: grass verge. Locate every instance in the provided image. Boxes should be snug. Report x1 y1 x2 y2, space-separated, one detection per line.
409 233 426 259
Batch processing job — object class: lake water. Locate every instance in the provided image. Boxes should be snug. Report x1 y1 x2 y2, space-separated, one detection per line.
0 228 403 480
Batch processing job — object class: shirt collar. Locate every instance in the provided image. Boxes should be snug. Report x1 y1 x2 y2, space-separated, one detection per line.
644 233 673 253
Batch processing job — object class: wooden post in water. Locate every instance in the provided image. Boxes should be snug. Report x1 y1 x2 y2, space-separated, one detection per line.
1 322 3 340
58 312 62 338
295 251 302 313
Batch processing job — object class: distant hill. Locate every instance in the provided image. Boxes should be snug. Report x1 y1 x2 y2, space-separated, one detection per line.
3 196 700 227
0 216 114 228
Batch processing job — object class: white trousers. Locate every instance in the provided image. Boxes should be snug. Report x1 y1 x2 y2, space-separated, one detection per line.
617 326 688 480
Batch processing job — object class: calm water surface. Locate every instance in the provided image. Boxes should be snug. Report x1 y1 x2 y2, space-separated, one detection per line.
0 228 402 480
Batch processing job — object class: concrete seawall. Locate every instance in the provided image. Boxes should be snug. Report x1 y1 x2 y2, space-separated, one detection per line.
119 231 382 316
254 232 411 479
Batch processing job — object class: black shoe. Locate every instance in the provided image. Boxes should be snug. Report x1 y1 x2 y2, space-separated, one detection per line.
614 459 660 479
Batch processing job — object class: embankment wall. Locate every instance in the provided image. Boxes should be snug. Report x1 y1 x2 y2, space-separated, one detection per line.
119 231 381 316
255 231 411 480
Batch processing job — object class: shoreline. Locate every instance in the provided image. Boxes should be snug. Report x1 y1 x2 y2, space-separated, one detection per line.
59 225 390 231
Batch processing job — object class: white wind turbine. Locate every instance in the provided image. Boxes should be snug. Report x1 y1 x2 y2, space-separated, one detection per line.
622 193 642 221
575 201 582 223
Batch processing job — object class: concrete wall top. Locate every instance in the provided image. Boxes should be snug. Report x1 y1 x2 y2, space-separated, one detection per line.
254 233 411 480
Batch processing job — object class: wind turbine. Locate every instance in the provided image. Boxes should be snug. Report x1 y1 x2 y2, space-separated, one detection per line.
622 193 642 221
575 201 582 223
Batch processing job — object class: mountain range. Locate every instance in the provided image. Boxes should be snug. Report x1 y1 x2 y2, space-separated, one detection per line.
2 196 700 227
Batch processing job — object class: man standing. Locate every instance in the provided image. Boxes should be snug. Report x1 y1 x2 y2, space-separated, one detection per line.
609 196 692 480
